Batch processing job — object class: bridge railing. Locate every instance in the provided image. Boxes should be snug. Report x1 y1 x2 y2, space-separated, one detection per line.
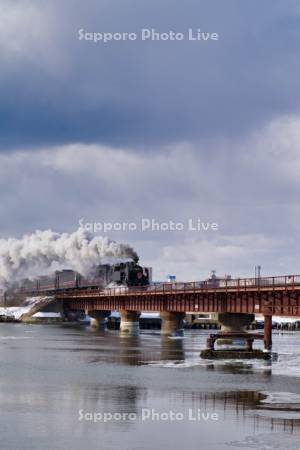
18 274 300 295
100 274 300 297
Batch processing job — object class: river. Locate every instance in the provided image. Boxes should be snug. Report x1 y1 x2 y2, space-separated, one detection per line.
0 324 300 450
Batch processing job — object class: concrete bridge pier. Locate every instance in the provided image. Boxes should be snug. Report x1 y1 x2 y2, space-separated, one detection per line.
160 312 185 337
216 313 255 346
86 310 111 328
218 313 255 332
119 310 140 336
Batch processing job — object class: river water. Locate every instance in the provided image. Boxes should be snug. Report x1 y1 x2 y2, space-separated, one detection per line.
1 324 300 450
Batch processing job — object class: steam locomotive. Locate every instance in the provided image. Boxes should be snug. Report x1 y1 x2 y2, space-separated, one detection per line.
20 259 150 294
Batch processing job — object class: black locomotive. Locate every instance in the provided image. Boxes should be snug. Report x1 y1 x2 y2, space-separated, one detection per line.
20 259 150 294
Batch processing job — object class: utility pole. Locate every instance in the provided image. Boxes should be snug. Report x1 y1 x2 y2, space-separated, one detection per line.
255 265 261 280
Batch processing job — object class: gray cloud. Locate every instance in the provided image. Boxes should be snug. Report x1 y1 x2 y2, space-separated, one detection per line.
1 0 300 149
1 1 300 280
0 115 299 279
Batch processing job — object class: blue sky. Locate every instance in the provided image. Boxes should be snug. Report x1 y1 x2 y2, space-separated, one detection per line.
1 0 300 280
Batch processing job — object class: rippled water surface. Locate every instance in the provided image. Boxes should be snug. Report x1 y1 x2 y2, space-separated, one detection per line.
1 324 300 450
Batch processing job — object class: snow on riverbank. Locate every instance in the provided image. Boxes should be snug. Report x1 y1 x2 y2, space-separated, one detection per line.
255 314 299 324
32 312 62 318
109 311 160 319
0 296 56 320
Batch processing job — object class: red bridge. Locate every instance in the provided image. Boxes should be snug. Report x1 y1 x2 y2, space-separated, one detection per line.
57 274 300 317
50 274 300 351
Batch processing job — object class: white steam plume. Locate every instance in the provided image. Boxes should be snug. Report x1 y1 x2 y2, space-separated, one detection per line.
0 229 138 289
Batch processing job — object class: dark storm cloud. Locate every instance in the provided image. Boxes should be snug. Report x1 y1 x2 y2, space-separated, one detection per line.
1 0 300 150
1 1 300 280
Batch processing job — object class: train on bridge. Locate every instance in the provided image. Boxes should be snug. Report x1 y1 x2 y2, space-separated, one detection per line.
16 261 300 296
19 260 151 294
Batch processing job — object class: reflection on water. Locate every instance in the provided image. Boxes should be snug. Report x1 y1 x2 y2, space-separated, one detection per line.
160 336 185 362
205 361 272 377
0 324 300 450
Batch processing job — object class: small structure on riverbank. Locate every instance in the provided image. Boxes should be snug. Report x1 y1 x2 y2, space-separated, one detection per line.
0 313 20 323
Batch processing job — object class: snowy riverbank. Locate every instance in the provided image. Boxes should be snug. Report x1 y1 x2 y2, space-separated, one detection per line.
0 297 61 322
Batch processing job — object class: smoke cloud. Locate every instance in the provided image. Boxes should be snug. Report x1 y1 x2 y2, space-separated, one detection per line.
0 229 138 289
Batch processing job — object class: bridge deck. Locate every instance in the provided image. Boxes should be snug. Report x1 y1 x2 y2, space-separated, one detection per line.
55 276 300 318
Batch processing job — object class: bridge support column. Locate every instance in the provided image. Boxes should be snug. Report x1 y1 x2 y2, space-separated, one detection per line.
216 313 255 346
264 315 272 351
86 310 111 328
218 313 255 332
160 312 185 337
119 310 140 336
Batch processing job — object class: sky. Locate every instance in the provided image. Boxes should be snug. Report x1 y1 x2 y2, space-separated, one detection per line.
0 0 300 280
